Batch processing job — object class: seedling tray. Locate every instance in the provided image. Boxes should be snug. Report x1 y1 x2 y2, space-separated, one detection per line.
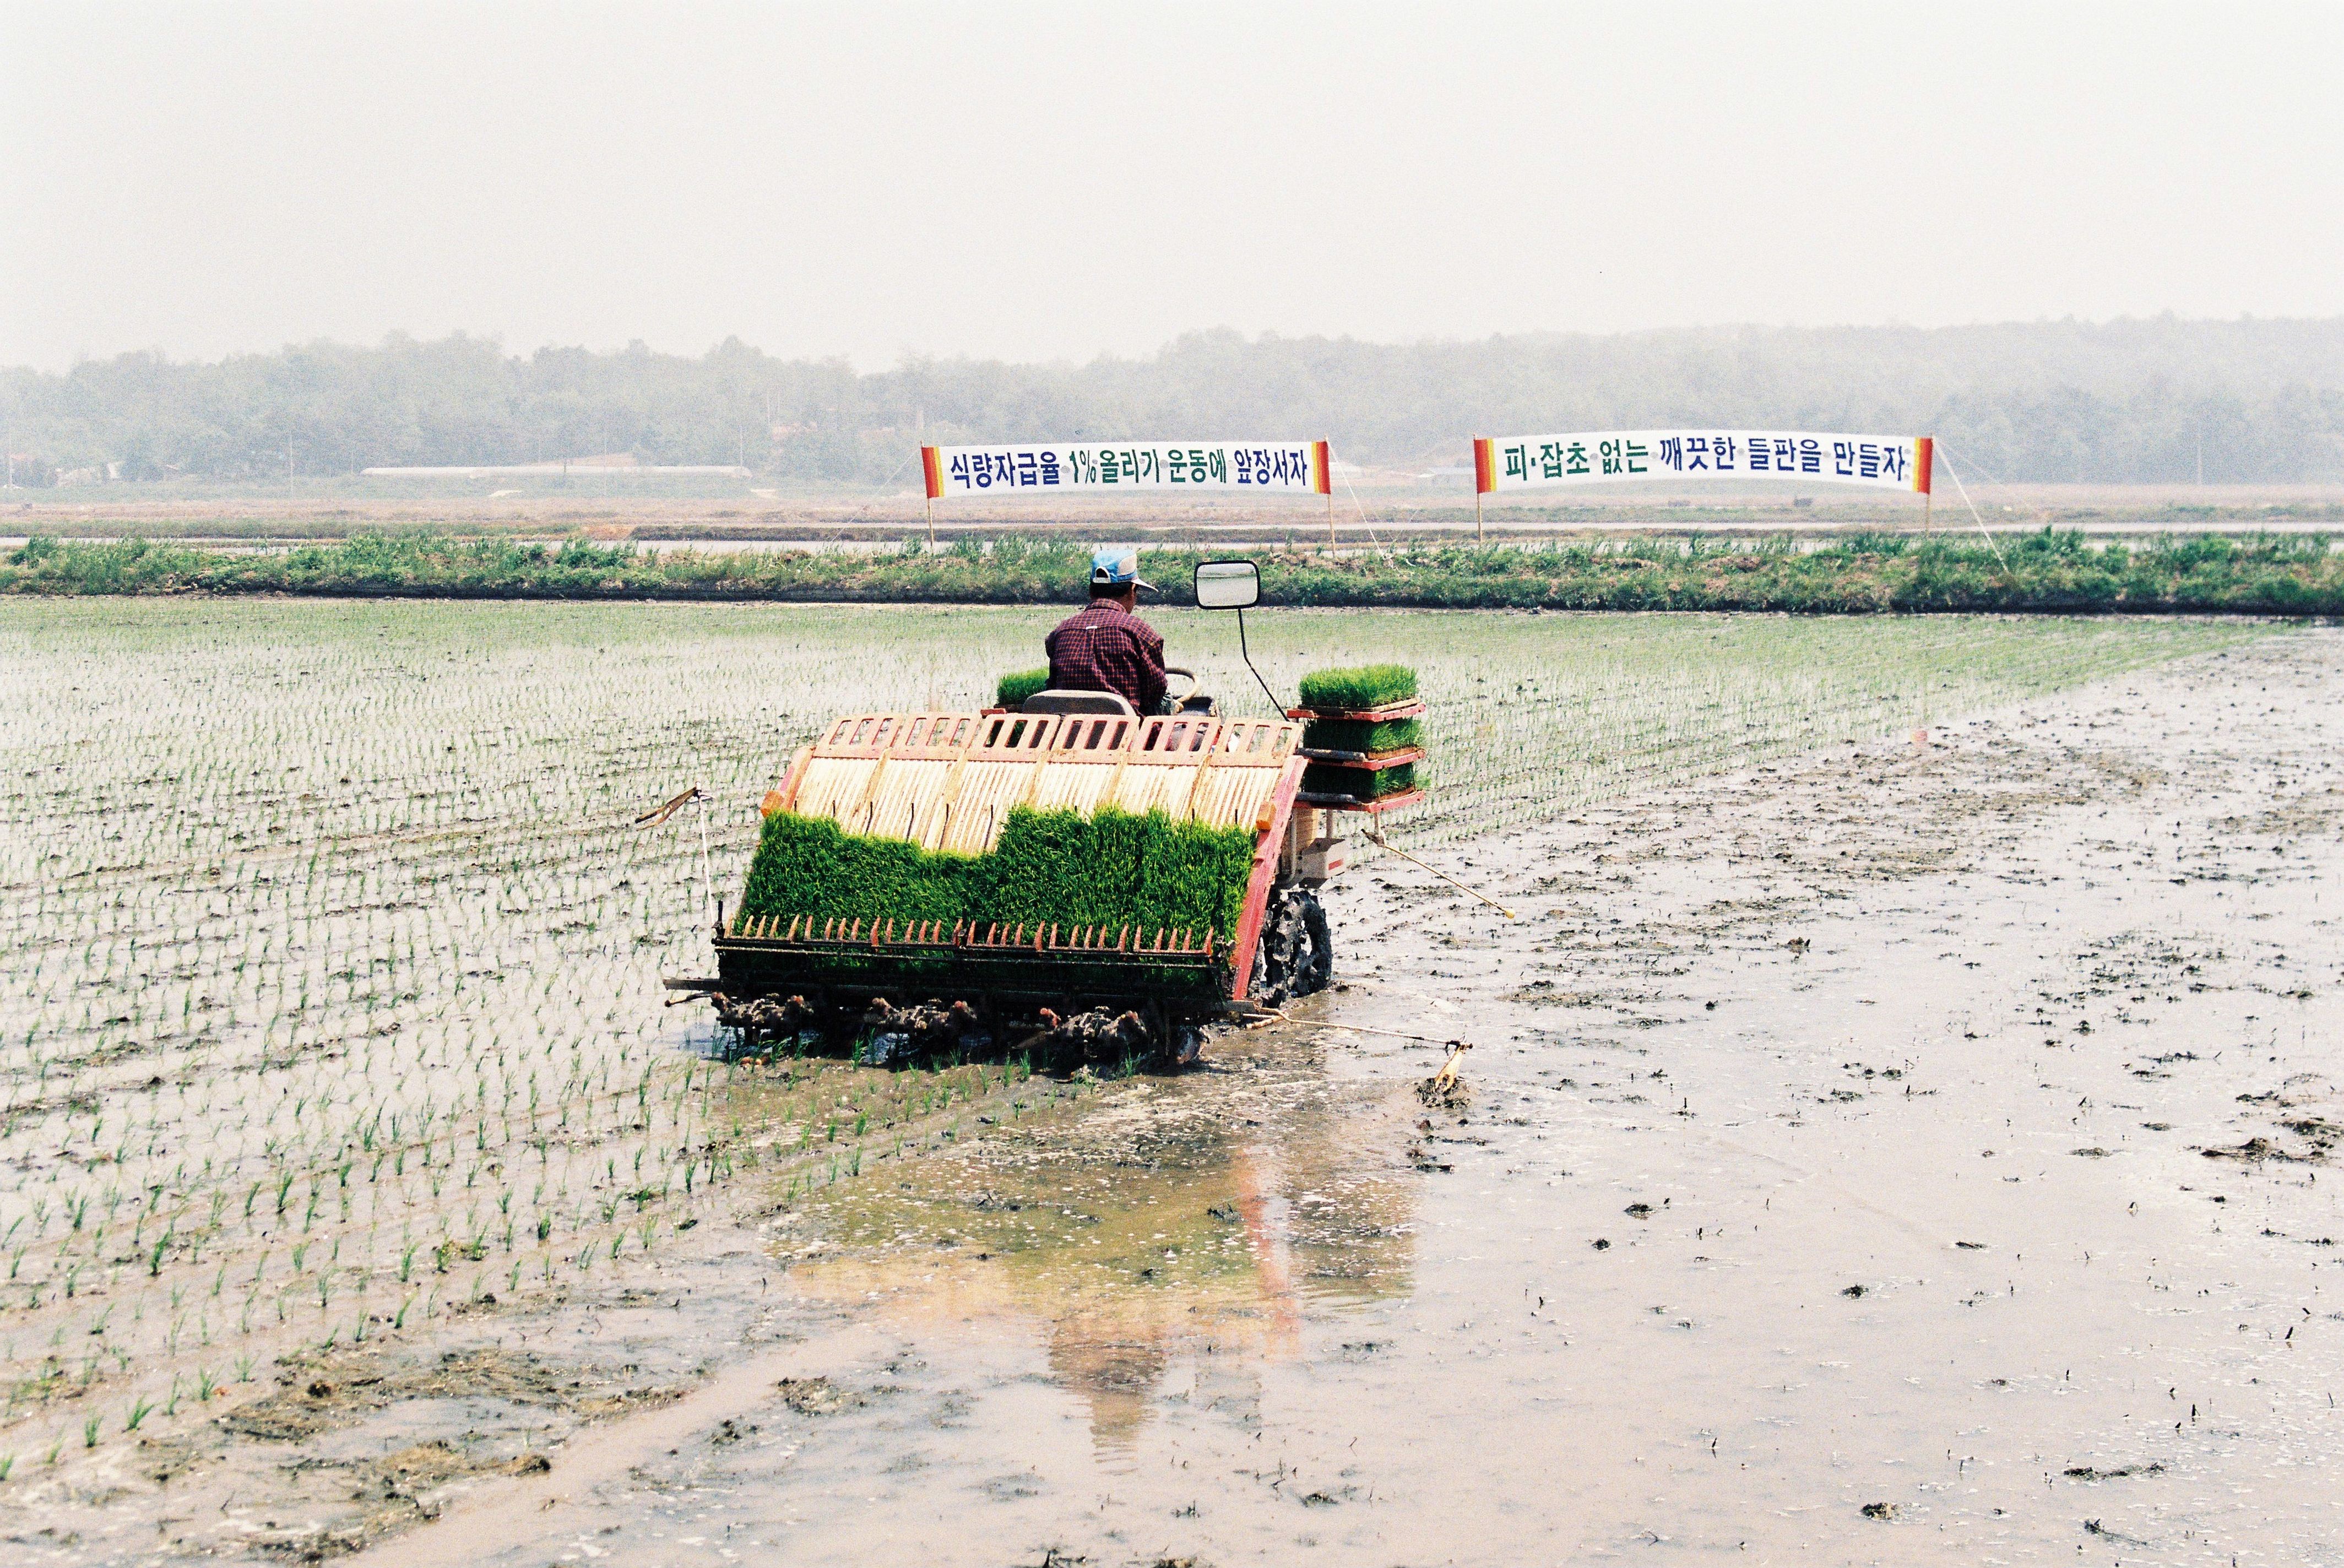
1295 745 1426 770
1285 698 1426 723
1296 786 1426 815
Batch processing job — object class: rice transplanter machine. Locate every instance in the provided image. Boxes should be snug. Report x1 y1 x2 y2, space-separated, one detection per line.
670 560 1423 1062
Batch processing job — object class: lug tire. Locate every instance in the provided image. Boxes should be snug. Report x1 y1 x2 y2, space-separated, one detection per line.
1251 887 1333 1007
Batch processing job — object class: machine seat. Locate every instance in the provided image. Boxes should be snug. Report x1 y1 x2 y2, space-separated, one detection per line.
1021 690 1138 717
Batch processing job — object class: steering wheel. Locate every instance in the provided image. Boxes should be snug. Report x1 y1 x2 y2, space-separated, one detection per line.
1163 665 1200 704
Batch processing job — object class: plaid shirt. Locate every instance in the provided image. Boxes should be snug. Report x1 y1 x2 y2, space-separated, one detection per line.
1045 599 1167 714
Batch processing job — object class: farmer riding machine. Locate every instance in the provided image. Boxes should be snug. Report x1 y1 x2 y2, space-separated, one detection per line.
671 560 1425 1067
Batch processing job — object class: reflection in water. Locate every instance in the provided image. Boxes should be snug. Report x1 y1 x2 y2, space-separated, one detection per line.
785 1035 1417 1453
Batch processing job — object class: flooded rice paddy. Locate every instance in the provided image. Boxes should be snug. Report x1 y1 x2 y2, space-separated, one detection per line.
1 600 2331 1564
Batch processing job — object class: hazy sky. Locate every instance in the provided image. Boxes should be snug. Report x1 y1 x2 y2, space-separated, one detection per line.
6 2 2340 372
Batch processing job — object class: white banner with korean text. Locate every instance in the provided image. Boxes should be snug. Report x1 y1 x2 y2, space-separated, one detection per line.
1473 431 1931 494
922 441 1331 499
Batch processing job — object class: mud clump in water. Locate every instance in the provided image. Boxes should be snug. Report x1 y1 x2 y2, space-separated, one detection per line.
2201 1137 2286 1162
862 997 987 1062
1022 1006 1155 1064
777 1376 859 1416
1416 1072 1472 1111
2065 1462 2165 1480
221 1346 679 1444
244 1440 530 1560
716 991 819 1041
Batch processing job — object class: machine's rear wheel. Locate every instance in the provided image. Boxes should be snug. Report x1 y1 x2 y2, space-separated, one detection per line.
1251 886 1333 1007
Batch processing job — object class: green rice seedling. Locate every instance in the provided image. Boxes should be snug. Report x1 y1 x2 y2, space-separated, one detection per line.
1298 664 1418 712
737 804 1254 946
1300 716 1422 755
737 813 976 930
979 807 1256 944
1302 761 1417 799
994 669 1050 707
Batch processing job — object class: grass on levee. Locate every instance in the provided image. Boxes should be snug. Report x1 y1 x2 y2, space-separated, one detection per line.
4 528 2341 614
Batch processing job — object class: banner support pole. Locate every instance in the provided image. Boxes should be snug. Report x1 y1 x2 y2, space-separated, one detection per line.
1327 490 1335 551
1923 433 1933 533
1475 490 1484 544
926 495 935 549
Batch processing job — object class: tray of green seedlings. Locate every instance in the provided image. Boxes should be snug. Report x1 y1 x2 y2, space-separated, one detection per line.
1290 664 1425 810
1298 763 1423 811
1296 713 1425 768
1285 662 1425 723
994 668 1050 709
731 803 1255 975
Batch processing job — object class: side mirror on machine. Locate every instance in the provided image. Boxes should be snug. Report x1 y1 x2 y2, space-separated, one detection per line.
1193 559 1285 714
1193 559 1260 610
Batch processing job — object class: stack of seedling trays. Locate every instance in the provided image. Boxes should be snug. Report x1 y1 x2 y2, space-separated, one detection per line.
1289 663 1426 814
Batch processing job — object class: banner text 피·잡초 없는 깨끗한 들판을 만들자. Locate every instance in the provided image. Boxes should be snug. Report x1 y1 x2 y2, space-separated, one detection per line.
1472 430 1931 494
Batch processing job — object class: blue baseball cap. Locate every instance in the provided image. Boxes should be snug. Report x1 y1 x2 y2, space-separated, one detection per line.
1089 545 1155 592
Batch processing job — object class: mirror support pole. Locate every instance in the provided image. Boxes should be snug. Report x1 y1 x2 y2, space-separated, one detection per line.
1235 607 1285 716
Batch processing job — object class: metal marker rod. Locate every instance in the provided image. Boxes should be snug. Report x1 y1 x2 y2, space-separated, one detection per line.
634 785 702 827
1251 1007 1468 1049
1365 829 1517 919
699 794 715 931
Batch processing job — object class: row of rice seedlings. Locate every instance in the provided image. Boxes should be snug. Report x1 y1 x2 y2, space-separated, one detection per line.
0 603 1007 1461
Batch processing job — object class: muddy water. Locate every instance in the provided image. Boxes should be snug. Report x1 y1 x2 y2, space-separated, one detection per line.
355 630 2344 1566
20 630 2342 1565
